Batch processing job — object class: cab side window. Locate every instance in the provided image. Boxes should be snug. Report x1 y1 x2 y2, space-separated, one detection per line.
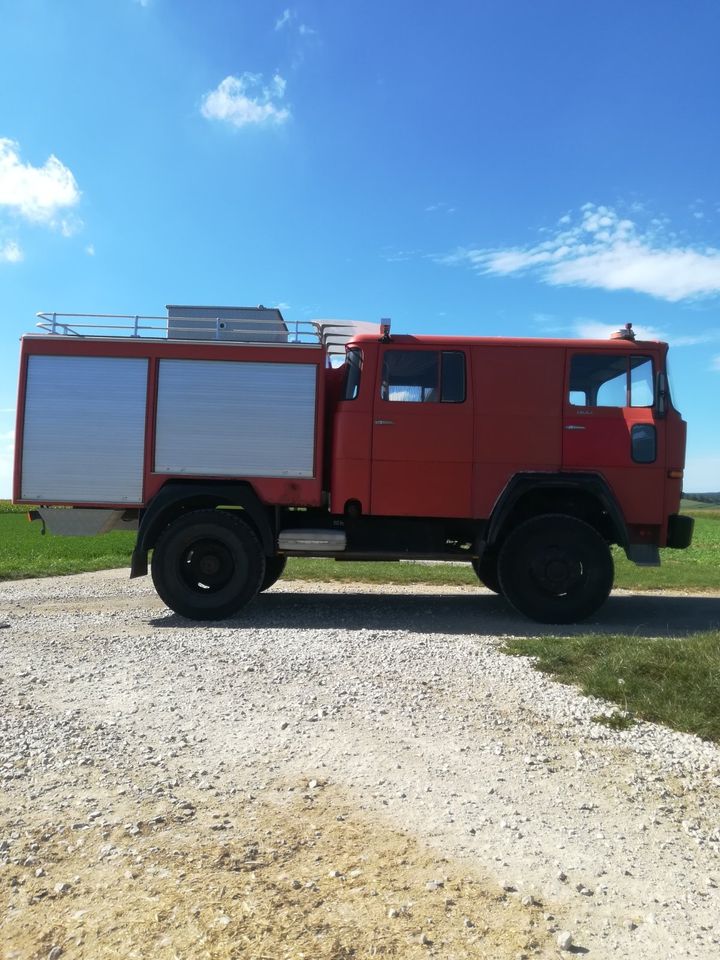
381 350 466 403
569 354 654 408
630 357 654 407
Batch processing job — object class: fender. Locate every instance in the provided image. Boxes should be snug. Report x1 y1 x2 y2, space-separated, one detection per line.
130 480 275 578
485 472 629 552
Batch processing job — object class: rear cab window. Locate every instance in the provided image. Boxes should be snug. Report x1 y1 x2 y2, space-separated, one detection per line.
380 350 466 403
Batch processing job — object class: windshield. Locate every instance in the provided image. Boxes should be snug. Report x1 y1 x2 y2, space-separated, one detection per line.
665 355 679 410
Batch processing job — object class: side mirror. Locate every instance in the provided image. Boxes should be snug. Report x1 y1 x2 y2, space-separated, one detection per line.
656 371 667 418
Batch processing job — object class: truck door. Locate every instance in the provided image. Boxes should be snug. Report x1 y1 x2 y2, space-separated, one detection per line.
563 350 665 521
370 347 473 517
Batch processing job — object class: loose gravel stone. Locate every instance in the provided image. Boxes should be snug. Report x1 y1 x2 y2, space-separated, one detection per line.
557 930 574 950
1 570 719 960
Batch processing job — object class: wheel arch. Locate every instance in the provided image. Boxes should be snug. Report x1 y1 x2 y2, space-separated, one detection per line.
131 480 275 578
485 473 629 553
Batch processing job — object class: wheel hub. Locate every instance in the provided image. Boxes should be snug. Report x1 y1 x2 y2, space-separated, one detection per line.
182 538 235 592
198 554 221 577
531 546 582 594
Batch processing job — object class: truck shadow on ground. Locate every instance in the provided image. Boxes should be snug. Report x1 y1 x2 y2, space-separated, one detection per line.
150 590 720 639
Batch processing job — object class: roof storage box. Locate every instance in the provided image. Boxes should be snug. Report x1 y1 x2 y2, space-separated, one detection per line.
166 304 288 343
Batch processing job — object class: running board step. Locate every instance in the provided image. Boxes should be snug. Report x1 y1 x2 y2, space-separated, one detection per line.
278 529 346 553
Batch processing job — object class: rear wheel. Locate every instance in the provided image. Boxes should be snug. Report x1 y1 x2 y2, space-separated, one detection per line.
471 549 501 594
260 555 287 592
497 514 613 624
151 509 265 620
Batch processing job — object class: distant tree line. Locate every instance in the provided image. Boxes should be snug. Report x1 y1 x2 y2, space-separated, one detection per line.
684 492 720 504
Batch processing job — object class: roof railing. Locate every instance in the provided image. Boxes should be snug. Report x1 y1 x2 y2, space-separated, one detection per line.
35 311 378 355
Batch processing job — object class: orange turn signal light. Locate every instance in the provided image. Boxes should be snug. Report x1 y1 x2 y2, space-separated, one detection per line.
668 470 683 479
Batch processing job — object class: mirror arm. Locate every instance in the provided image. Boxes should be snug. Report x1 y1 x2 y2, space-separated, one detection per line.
656 371 667 418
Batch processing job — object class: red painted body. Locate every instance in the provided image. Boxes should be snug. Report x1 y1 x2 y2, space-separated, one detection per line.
330 334 685 546
14 335 326 509
14 330 687 547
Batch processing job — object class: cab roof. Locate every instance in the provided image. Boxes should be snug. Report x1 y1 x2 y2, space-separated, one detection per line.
347 333 665 350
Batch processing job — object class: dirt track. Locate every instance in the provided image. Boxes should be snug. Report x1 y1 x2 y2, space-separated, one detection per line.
1 571 719 959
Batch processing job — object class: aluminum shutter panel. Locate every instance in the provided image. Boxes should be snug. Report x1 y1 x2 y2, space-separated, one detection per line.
155 359 317 478
21 356 148 503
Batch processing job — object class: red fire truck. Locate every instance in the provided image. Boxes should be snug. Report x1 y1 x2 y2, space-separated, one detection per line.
13 306 693 624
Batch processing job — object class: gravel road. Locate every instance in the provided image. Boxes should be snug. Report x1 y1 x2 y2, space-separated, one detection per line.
1 570 719 959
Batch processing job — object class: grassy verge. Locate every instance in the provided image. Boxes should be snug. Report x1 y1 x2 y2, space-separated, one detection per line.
284 557 477 586
1 502 718 590
502 631 720 742
0 510 135 580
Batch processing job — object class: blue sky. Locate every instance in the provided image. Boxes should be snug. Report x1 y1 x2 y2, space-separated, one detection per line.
1 0 719 495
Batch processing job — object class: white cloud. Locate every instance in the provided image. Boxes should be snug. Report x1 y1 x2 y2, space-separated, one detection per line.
201 74 290 128
85 243 95 256
0 138 81 225
275 9 317 36
672 331 720 346
712 355 720 371
382 246 420 262
59 215 84 238
550 243 720 301
573 320 667 342
0 240 22 263
444 204 720 302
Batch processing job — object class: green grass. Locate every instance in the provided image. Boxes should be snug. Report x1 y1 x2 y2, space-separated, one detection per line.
682 496 720 510
0 501 32 514
283 557 478 585
502 631 720 742
0 508 134 580
612 512 720 591
1 502 718 590
592 711 636 732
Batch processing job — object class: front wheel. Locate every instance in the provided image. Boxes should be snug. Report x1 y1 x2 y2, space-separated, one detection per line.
151 509 265 620
497 514 613 624
471 549 501 594
260 555 287 592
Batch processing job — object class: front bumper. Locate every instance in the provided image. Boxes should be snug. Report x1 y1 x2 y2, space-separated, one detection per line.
667 514 694 549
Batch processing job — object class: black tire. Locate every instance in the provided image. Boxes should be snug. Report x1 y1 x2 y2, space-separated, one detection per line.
260 555 287 592
471 549 501 594
497 514 613 624
151 509 265 620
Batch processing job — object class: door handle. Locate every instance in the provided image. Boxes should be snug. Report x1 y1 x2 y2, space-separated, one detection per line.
374 419 394 426
564 425 586 431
